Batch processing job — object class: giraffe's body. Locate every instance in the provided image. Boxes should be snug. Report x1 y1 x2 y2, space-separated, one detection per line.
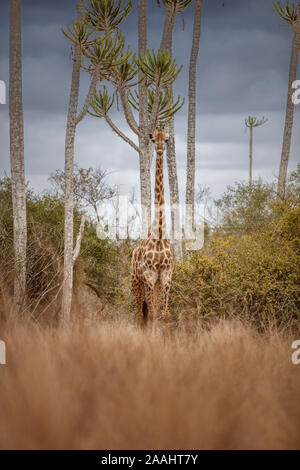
131 127 174 328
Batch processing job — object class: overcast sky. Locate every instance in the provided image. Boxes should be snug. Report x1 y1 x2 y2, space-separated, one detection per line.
0 0 299 203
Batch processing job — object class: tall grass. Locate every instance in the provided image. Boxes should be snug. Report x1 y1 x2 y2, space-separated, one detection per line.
0 317 299 450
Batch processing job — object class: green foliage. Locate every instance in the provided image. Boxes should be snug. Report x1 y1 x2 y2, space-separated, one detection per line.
214 180 276 234
272 1 298 23
0 178 14 242
63 1 133 76
79 225 133 304
72 1 185 133
128 88 185 125
0 178 131 316
62 20 96 47
0 183 76 307
62 0 133 44
86 0 132 32
113 56 139 87
89 86 115 118
172 173 300 329
82 31 133 73
88 46 184 128
156 0 193 14
2 167 300 328
172 225 300 328
89 47 184 126
137 49 183 88
286 163 300 203
245 115 268 129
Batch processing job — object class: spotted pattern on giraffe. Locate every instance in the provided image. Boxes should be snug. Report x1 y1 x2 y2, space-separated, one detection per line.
131 126 174 330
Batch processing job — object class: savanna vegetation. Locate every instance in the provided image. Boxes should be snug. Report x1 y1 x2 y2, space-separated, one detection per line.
1 320 300 450
1 165 300 333
1 0 300 451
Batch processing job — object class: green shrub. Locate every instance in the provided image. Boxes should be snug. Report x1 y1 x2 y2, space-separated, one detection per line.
172 200 300 330
214 180 276 235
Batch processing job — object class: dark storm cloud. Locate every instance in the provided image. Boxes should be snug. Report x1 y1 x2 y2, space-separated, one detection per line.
0 0 295 114
0 0 296 113
0 0 299 199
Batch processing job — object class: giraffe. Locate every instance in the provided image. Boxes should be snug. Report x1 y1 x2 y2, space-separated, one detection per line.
131 125 174 330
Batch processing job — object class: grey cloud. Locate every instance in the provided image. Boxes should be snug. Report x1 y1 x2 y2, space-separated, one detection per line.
0 0 299 203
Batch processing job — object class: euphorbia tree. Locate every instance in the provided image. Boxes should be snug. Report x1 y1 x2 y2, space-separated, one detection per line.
245 116 268 185
87 1 187 260
88 42 184 238
61 0 132 324
272 1 300 199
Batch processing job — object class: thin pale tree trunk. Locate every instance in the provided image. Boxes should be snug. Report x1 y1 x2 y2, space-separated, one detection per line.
139 154 152 237
277 2 300 199
138 0 151 236
73 214 86 264
61 0 86 325
161 8 182 260
9 0 27 309
249 126 253 185
166 117 182 256
185 0 203 230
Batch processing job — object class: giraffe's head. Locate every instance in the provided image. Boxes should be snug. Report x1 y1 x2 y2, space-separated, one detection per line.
150 126 169 157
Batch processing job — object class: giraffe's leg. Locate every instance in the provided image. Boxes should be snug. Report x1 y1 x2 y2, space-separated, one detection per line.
131 276 145 328
153 280 162 320
143 270 158 330
144 286 155 329
161 269 173 334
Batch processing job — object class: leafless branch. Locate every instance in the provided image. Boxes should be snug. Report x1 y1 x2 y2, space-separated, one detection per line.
73 214 86 263
105 114 140 152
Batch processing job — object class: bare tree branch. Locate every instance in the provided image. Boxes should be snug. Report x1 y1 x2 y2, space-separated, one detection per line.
119 86 140 135
73 214 86 263
105 114 140 152
76 65 101 124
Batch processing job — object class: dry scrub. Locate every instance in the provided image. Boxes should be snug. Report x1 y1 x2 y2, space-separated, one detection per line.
0 318 299 450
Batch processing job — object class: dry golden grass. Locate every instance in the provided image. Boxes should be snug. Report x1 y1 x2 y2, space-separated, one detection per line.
0 317 299 450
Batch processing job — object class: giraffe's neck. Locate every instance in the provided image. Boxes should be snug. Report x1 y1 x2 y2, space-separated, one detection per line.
154 155 165 205
152 154 167 239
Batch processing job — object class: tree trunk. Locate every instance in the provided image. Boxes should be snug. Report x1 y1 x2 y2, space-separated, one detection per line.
249 126 253 185
73 214 86 264
185 0 203 230
277 6 300 199
161 8 182 260
138 0 151 236
165 118 182 257
61 0 86 325
9 0 27 310
139 143 152 237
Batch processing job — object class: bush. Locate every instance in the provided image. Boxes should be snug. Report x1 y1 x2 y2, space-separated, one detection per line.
172 182 300 331
214 180 276 235
0 181 84 322
0 177 133 322
1 167 299 330
77 225 133 308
